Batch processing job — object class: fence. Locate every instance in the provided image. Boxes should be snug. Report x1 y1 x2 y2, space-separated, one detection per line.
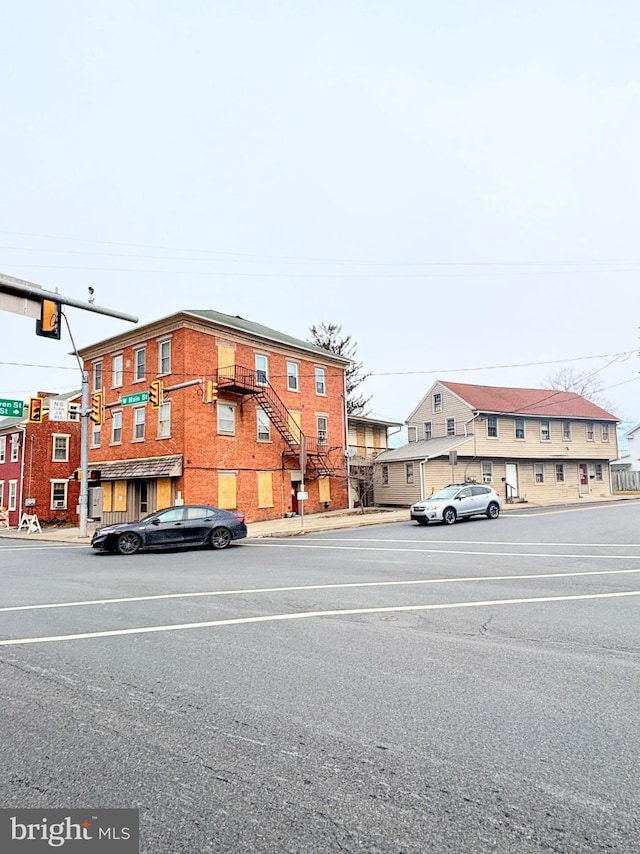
612 470 640 492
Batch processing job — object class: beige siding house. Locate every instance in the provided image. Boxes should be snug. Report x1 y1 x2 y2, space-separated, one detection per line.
374 381 619 507
347 414 403 507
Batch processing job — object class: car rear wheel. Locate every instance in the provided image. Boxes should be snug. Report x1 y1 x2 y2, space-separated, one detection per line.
416 518 429 526
486 502 500 519
116 532 141 555
442 507 457 525
209 527 232 550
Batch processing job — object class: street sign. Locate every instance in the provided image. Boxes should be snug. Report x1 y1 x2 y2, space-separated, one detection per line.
121 392 149 406
0 399 25 418
297 491 308 501
48 398 68 421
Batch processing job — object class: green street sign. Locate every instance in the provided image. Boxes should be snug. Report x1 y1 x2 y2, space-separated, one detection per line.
121 392 150 407
0 399 25 418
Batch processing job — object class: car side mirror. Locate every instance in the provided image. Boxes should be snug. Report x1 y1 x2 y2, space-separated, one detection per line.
151 518 161 525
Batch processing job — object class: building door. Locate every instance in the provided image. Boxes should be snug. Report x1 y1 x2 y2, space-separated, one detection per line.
291 481 300 514
505 464 518 500
579 463 589 494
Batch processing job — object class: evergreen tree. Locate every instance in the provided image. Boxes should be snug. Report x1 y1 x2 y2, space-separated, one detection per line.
309 322 371 415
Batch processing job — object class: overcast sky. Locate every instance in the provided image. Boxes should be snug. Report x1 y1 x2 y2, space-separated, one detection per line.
1 1 639 438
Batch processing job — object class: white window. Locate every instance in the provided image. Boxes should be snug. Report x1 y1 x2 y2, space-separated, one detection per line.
487 416 498 438
562 421 572 441
406 462 414 484
134 347 146 381
0 481 4 507
446 418 455 437
257 409 271 441
315 367 326 395
287 361 299 391
52 434 70 462
433 392 442 413
158 401 171 438
91 424 101 448
515 417 525 440
540 420 550 441
111 411 122 444
424 422 432 441
217 403 236 435
50 480 68 510
68 403 80 422
133 406 145 441
0 436 5 464
112 354 123 387
159 339 171 374
586 422 595 441
555 464 565 482
10 434 19 462
595 463 603 481
534 463 544 484
317 415 328 445
93 361 103 392
601 424 610 442
8 480 17 511
255 354 269 385
481 462 493 483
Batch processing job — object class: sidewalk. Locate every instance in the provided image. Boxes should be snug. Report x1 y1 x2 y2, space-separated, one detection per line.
0 494 638 545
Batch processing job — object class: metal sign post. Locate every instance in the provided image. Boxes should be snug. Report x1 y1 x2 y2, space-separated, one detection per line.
299 435 307 531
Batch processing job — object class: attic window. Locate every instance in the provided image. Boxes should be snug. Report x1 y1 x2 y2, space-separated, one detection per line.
433 393 442 413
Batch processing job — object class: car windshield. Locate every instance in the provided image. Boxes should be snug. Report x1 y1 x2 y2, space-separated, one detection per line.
429 486 461 500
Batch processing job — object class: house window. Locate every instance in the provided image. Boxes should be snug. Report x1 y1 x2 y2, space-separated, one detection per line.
382 465 389 485
133 406 145 441
10 435 19 462
112 354 123 387
159 339 171 375
8 480 18 511
50 480 68 510
433 393 442 413
52 434 70 462
424 422 432 441
317 416 328 445
68 403 80 422
595 463 603 481
534 463 544 484
406 462 414 484
586 422 595 441
93 361 103 392
158 401 171 438
255 354 269 385
91 424 101 448
601 424 610 442
0 436 5 464
287 361 299 391
540 420 550 441
134 347 146 381
217 403 236 435
515 417 525 440
446 418 455 437
0 481 4 507
562 421 572 441
257 409 271 442
487 416 498 438
481 462 493 483
315 367 326 395
111 411 122 444
555 464 565 482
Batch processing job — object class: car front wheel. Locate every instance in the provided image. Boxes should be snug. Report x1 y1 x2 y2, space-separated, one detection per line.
442 507 457 525
209 527 232 550
116 532 141 555
416 518 429 526
486 502 500 519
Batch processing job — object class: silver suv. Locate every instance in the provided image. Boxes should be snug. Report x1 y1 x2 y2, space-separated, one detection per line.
410 483 502 526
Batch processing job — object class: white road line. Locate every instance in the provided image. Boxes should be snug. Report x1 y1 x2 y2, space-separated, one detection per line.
280 538 640 548
0 544 83 551
2 568 640 613
248 543 640 559
1 590 638 647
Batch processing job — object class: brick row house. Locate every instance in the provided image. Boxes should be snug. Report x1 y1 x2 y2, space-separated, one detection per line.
374 381 619 506
77 310 351 524
0 392 81 527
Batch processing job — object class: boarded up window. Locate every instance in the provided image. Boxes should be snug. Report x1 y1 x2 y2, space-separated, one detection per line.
217 345 235 379
102 481 113 512
288 411 302 442
156 478 172 510
319 476 331 503
218 472 237 509
257 472 273 508
114 480 127 512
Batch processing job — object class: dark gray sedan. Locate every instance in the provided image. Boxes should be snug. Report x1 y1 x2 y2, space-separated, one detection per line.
91 505 247 555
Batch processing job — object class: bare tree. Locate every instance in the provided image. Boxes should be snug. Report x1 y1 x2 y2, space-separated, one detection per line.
543 365 614 411
309 322 371 415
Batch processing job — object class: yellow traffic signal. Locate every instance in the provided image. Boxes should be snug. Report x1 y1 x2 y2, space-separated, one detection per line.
36 299 62 339
205 380 218 403
28 397 44 423
90 391 104 426
149 380 163 409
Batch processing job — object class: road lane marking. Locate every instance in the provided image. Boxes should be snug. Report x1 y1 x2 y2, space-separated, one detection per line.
0 544 83 551
1 590 638 647
248 543 640 559
281 538 640 548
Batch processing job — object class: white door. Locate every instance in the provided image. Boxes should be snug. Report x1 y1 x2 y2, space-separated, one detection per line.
505 464 518 499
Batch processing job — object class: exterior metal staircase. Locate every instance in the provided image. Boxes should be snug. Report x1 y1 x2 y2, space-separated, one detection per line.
215 365 332 474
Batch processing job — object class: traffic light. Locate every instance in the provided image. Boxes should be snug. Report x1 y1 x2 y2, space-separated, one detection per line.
90 391 104 426
89 469 102 481
36 299 62 339
205 380 218 403
28 397 44 423
149 379 163 409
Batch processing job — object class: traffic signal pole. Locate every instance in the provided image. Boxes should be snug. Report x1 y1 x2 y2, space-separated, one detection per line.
79 371 90 538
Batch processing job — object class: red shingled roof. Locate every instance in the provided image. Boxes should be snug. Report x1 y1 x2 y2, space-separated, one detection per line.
441 381 618 421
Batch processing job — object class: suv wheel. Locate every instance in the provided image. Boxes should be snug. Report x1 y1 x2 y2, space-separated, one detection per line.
486 502 500 519
442 507 457 525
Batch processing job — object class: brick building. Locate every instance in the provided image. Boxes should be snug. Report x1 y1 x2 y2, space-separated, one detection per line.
0 392 81 527
77 310 351 524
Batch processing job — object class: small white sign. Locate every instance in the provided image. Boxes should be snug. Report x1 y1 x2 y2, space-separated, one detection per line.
48 398 69 422
297 491 308 501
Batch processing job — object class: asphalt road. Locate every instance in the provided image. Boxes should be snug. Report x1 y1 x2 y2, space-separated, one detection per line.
1 501 639 853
